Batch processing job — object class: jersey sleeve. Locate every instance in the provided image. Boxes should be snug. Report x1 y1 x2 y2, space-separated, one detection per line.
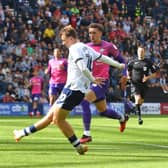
109 43 127 75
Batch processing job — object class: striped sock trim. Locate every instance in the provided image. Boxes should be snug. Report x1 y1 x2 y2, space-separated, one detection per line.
23 128 29 136
72 139 80 147
68 135 80 147
23 125 37 136
29 125 37 133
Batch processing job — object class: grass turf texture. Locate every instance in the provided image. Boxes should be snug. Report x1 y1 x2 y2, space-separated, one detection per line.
0 115 168 168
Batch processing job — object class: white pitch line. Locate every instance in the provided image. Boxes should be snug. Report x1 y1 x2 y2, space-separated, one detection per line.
123 142 168 149
89 145 120 150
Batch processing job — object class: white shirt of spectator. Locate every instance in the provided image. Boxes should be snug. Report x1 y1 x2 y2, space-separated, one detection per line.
45 7 52 18
60 14 70 26
123 21 131 34
37 0 46 7
94 0 102 7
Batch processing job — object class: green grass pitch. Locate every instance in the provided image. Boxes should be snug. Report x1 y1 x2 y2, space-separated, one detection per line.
0 115 168 168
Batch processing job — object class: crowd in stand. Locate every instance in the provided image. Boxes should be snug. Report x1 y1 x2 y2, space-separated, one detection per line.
0 0 167 103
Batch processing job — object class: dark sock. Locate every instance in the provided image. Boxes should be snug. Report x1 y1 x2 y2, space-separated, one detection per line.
23 125 37 136
100 109 121 120
68 134 80 148
124 99 134 113
81 100 91 131
135 104 141 120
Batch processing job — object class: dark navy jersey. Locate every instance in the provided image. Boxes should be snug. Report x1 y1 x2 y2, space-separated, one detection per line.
128 58 158 83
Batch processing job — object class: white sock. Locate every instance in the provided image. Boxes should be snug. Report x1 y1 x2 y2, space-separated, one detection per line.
20 129 26 137
120 114 125 122
84 130 91 136
20 127 31 136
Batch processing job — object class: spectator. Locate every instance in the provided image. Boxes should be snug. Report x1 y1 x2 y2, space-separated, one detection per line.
60 14 70 26
43 23 55 44
29 69 44 116
2 92 15 103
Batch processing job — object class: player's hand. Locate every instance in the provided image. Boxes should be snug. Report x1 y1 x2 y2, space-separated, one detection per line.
44 68 48 74
120 76 127 90
119 63 125 70
142 75 148 82
93 77 105 87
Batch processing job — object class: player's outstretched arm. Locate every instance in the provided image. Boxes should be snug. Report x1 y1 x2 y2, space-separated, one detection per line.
142 72 157 82
99 55 125 69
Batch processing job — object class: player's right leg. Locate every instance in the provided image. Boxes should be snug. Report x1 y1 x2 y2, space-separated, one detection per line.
80 99 92 143
119 113 129 132
80 87 99 144
13 110 53 142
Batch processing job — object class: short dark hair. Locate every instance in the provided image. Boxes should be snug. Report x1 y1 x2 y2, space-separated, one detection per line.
59 25 77 39
88 23 104 33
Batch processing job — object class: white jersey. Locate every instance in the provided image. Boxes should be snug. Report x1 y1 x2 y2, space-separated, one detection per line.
65 42 101 93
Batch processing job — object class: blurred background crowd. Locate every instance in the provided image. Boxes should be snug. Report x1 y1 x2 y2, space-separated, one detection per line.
0 0 167 103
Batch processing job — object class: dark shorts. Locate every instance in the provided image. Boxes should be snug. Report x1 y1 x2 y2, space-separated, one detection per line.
32 94 41 102
48 83 65 96
90 79 109 103
132 82 148 99
55 88 85 111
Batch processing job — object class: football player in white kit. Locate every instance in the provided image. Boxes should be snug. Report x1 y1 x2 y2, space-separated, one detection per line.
13 25 125 155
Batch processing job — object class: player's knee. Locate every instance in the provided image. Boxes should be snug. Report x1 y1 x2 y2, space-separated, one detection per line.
54 118 65 126
46 113 53 122
97 107 106 112
53 119 59 125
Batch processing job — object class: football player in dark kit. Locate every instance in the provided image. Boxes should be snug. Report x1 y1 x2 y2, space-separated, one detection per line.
127 46 158 125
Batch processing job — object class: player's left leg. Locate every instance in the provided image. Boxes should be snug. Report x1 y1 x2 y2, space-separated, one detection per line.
96 100 127 132
91 80 126 123
134 94 143 125
96 99 122 119
52 88 88 154
124 98 136 114
135 84 148 125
